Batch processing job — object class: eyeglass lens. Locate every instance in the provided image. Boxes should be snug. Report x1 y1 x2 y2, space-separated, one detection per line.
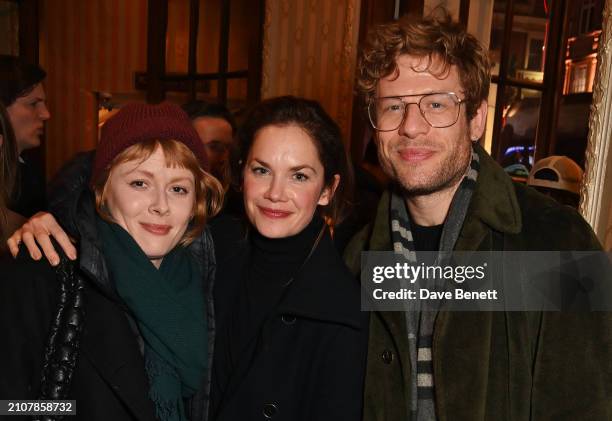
369 93 461 130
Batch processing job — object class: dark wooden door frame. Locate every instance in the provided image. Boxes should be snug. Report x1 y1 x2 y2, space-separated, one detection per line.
490 0 569 162
144 0 264 107
535 0 569 160
350 0 424 163
187 0 200 100
246 0 264 105
146 0 168 103
15 0 39 64
459 0 470 27
350 0 390 162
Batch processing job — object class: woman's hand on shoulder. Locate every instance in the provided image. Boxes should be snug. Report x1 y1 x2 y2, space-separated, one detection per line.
6 212 77 266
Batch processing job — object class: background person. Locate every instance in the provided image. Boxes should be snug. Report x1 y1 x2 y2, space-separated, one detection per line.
527 155 583 208
181 100 243 217
0 102 223 421
0 102 24 253
0 54 50 217
182 100 236 188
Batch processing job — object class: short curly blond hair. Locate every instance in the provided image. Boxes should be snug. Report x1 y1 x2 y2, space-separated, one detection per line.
357 8 490 120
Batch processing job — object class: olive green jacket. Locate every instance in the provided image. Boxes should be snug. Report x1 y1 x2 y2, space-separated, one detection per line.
344 145 612 420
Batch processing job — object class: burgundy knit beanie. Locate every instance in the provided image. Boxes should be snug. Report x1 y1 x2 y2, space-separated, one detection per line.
91 102 207 184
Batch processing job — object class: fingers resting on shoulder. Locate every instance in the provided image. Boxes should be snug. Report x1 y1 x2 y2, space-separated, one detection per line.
7 211 77 266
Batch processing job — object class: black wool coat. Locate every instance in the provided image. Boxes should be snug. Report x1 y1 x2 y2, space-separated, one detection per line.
209 216 369 421
0 190 216 421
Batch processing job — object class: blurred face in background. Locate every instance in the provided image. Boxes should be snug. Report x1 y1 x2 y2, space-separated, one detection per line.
7 84 50 154
192 116 233 181
242 124 337 239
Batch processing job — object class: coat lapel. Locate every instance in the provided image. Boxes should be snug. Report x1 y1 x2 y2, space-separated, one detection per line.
81 285 158 421
362 146 525 420
276 229 363 329
365 191 413 388
434 145 523 420
217 227 366 418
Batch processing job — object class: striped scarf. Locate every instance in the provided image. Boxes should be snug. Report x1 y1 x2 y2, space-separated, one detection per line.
390 147 479 421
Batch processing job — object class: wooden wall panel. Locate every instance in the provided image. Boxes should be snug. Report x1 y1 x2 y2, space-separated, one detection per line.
40 0 362 176
39 0 148 178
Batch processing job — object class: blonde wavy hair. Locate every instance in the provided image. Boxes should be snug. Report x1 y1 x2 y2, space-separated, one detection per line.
357 8 490 120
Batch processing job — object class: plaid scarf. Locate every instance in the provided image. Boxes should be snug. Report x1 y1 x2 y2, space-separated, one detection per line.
390 147 479 421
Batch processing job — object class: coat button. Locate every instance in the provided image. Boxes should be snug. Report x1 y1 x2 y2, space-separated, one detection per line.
382 349 394 364
281 315 296 325
263 403 279 418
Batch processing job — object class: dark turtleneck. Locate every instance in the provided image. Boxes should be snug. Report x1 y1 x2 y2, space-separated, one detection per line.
212 216 325 410
240 216 325 350
247 216 325 308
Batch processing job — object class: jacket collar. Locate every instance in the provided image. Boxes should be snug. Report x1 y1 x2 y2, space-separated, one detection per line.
368 144 522 252
276 228 364 330
467 143 521 234
74 189 115 293
81 281 158 421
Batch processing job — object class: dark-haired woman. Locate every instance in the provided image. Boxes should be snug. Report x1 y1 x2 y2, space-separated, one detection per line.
0 102 24 253
209 96 368 420
0 54 50 217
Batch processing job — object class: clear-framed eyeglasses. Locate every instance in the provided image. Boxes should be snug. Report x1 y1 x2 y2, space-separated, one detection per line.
368 92 464 131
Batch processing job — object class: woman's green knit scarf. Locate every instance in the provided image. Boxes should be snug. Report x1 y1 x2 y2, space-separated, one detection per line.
97 217 207 421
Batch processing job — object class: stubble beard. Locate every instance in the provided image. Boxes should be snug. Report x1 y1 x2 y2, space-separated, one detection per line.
381 135 473 197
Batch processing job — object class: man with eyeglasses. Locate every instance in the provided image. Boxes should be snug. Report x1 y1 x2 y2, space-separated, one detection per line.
344 8 612 421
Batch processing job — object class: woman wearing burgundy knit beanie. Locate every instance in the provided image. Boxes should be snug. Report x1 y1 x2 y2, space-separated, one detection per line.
0 102 224 421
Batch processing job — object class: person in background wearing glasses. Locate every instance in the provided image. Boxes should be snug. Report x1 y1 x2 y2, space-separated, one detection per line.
344 8 612 421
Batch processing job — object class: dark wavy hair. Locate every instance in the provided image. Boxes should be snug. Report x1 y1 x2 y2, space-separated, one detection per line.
236 96 353 225
0 102 18 220
357 7 490 120
0 55 47 106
